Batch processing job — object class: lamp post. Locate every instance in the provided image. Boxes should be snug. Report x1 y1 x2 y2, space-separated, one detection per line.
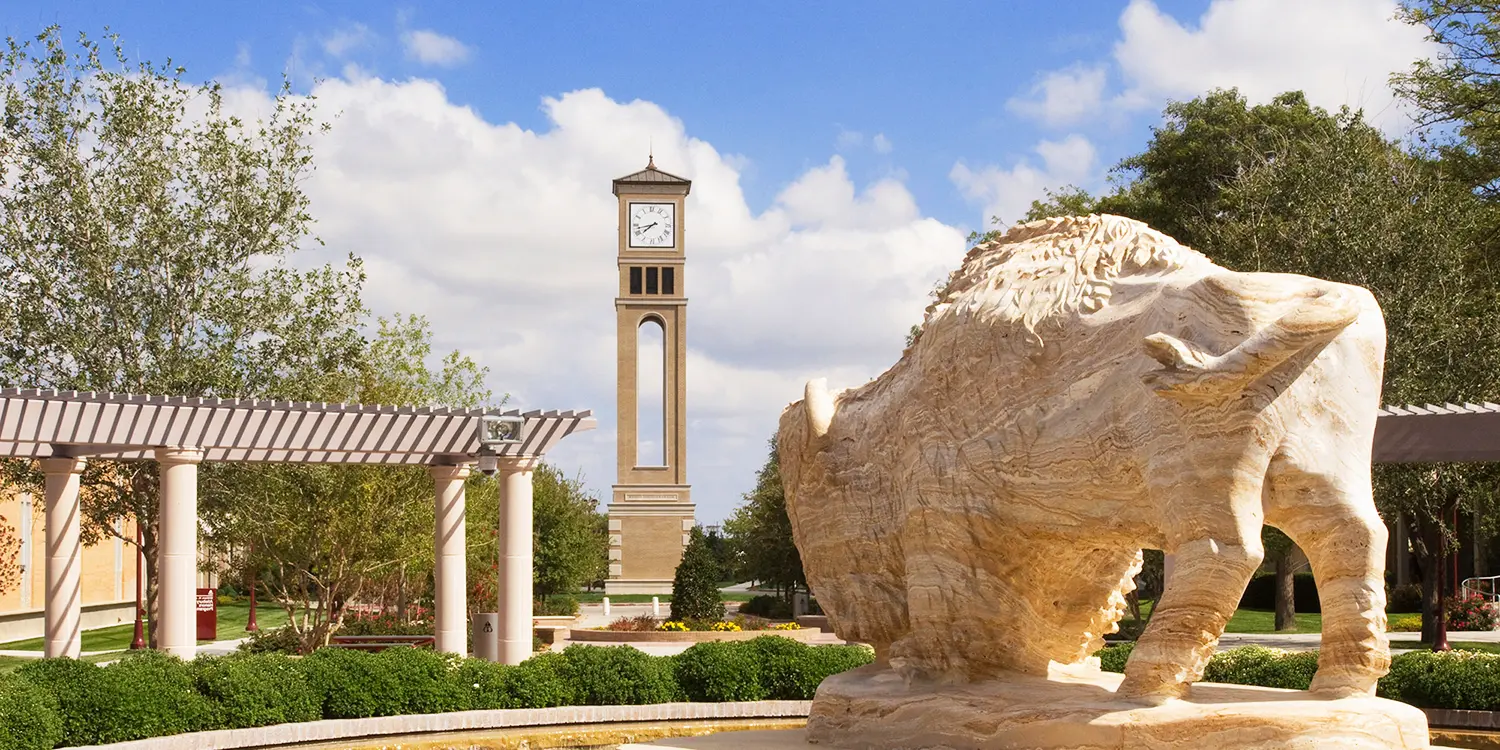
130 521 145 650
1434 505 1453 653
245 544 259 633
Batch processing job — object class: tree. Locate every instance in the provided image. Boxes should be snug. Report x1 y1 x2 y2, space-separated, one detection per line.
466 462 608 607
0 27 367 645
199 315 493 652
723 436 806 603
0 511 18 596
1392 1 1500 199
670 526 725 622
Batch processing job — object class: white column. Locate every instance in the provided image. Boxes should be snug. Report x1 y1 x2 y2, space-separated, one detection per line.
156 447 202 660
431 464 471 656
42 456 86 659
498 457 537 665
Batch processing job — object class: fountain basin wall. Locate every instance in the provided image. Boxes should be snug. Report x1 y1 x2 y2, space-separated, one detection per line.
58 701 814 750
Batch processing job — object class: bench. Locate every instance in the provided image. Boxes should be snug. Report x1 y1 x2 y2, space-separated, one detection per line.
327 634 435 652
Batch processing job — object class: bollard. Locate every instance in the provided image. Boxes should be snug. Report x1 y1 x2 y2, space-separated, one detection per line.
652 596 661 617
603 596 611 617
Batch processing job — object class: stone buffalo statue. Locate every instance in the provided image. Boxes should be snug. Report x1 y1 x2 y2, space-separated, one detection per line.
778 214 1389 702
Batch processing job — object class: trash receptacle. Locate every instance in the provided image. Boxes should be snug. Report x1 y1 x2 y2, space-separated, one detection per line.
473 613 499 662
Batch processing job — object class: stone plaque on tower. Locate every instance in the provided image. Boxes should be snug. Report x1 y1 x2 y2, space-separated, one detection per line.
606 157 695 595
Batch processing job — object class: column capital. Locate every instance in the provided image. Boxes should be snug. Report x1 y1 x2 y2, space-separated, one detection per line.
39 456 86 474
430 463 472 481
154 447 204 465
498 456 541 473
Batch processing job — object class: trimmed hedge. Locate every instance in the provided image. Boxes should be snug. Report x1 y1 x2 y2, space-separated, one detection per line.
1098 643 1500 708
0 638 874 750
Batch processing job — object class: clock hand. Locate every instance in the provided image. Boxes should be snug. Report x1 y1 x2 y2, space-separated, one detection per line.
640 222 658 231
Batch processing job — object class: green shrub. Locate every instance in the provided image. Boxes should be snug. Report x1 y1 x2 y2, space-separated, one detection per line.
746 636 825 699
299 647 408 718
448 657 511 711
793 644 875 699
339 611 435 636
536 596 581 617
1202 646 1318 690
0 673 62 750
1387 583 1423 614
1238 572 1320 613
194 653 319 729
372 647 467 714
675 641 767 701
741 595 793 619
1097 643 1133 673
559 645 681 705
92 650 215 742
1379 650 1500 710
14 657 109 747
500 651 576 708
671 528 726 622
237 625 305 655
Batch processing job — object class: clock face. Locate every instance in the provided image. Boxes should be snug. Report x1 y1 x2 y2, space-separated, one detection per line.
629 202 676 248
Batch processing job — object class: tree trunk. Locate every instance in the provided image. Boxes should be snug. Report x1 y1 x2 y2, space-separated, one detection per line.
397 564 408 622
1274 550 1297 631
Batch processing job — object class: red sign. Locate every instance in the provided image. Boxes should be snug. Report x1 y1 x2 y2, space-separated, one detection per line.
196 588 217 641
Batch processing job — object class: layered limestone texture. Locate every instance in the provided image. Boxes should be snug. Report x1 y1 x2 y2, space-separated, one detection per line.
777 215 1396 724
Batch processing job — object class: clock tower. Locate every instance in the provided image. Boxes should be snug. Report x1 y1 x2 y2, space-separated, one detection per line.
607 157 695 595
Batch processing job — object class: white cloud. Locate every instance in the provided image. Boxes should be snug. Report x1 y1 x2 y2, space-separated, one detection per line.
322 23 374 58
221 78 965 523
401 29 472 67
1110 0 1438 133
949 135 1097 228
1006 64 1109 127
834 128 894 155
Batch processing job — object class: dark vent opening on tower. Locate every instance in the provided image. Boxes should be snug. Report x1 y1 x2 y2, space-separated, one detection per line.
629 267 642 295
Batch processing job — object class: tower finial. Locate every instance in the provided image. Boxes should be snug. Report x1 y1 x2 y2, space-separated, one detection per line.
648 138 655 169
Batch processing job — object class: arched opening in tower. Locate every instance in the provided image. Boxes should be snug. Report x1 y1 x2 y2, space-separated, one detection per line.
637 317 667 467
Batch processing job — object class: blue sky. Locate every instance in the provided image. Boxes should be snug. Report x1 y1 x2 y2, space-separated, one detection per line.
0 2 1440 523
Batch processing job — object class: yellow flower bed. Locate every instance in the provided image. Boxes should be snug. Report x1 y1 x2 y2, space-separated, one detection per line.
708 621 742 632
1388 614 1423 632
657 620 690 632
770 622 802 630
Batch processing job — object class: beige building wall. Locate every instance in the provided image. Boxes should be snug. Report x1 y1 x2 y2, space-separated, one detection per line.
0 492 138 642
607 162 697 595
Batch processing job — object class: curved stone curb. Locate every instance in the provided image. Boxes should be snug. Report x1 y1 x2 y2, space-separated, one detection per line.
59 701 813 750
570 628 825 643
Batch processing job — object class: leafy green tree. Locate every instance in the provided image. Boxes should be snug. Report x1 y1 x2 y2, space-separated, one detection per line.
670 526 725 622
0 27 366 645
200 315 493 651
1393 1 1500 199
723 436 806 604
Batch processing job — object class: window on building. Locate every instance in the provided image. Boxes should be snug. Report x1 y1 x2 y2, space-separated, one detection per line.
629 266 642 295
663 266 675 295
646 266 659 295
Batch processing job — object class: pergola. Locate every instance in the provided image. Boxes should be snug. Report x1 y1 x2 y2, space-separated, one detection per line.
1373 402 1500 463
0 388 595 664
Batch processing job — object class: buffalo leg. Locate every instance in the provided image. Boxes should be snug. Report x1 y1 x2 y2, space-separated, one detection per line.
1265 457 1390 696
1119 460 1267 702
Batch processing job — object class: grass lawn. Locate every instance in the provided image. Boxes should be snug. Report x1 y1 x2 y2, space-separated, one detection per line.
1392 641 1500 654
0 651 123 675
0 600 290 652
1127 602 1323 634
